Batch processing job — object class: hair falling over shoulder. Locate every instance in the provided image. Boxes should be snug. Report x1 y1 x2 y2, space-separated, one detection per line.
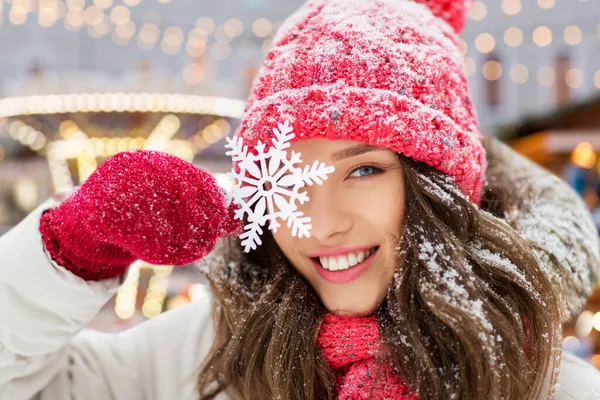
196 157 562 400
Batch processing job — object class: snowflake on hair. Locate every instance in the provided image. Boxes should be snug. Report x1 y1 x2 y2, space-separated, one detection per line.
225 120 335 253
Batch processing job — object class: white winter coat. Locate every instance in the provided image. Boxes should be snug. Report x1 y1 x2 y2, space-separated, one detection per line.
1 200 600 400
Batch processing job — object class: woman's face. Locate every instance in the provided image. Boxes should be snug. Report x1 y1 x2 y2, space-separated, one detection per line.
271 139 405 316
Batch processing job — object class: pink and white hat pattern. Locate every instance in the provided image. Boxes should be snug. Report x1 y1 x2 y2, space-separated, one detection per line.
236 0 486 203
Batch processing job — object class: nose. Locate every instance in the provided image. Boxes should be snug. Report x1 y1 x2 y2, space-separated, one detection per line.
301 184 353 242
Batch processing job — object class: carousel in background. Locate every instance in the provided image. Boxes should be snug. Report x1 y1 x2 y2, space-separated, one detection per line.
0 62 248 330
0 0 301 330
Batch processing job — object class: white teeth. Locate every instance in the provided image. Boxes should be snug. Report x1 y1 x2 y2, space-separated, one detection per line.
357 252 365 263
329 256 338 270
337 256 349 270
348 253 358 266
318 248 376 271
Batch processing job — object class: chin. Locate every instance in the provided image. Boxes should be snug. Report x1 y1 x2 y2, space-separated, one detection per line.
322 296 383 317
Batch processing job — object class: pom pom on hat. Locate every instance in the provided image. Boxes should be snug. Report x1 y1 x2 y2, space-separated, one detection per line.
413 0 473 33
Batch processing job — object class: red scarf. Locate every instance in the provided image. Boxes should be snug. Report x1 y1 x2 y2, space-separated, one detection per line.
316 314 419 399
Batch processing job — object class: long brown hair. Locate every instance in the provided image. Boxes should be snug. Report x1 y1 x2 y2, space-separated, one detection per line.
197 156 562 400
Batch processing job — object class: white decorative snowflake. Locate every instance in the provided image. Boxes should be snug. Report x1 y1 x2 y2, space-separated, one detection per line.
225 120 335 253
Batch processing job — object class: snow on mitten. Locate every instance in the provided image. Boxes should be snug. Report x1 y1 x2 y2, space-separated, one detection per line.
39 150 239 281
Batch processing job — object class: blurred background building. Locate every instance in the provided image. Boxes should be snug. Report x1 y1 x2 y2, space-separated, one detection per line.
0 0 599 366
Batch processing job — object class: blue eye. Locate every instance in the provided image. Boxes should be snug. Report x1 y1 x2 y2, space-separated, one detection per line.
349 166 380 178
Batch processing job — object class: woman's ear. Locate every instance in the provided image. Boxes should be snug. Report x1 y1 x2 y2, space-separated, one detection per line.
482 136 600 323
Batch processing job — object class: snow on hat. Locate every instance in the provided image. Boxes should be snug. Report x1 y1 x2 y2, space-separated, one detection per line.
236 0 486 203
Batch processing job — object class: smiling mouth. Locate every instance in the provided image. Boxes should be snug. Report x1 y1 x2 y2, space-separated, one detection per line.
311 246 379 272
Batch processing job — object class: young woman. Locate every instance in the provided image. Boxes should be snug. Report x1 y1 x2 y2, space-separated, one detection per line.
2 0 600 399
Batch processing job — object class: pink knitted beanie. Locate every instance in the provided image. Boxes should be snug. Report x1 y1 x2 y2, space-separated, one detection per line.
237 0 486 203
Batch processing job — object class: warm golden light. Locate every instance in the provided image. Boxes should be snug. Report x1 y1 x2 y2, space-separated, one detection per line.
575 311 594 337
537 0 555 9
564 25 582 46
571 142 596 169
533 26 552 47
475 33 495 54
502 0 521 15
565 68 583 89
252 18 272 37
509 64 529 84
195 16 215 34
482 60 502 81
224 17 243 37
504 27 523 47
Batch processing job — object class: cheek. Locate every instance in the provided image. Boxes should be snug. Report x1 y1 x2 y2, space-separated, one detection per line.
353 178 405 236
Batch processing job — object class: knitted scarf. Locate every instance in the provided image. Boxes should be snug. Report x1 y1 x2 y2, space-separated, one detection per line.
316 314 419 399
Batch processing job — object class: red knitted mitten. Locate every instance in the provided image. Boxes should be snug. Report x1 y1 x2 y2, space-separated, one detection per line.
40 150 239 281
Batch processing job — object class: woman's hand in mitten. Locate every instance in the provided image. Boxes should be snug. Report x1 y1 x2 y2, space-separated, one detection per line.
39 150 239 281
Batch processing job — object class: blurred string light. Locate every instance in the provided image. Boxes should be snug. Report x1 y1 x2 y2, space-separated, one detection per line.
0 93 246 119
562 336 579 349
593 312 600 332
115 261 142 319
112 20 136 45
7 120 47 152
475 33 495 54
571 142 596 169
565 68 583 89
468 1 487 21
224 17 243 37
190 118 231 153
64 9 85 31
94 0 114 10
537 0 555 9
183 62 205 85
502 0 521 16
137 22 160 50
215 25 233 43
482 60 502 81
533 26 553 47
564 25 582 46
161 26 184 55
195 16 215 34
13 178 39 212
9 0 31 25
252 18 272 37
110 5 130 25
0 1 278 63
144 114 180 150
575 310 594 337
115 261 173 319
142 273 168 319
186 27 207 57
509 64 529 84
504 27 523 48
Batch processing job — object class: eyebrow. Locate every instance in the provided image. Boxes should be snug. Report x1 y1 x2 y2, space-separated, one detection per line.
331 144 381 161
